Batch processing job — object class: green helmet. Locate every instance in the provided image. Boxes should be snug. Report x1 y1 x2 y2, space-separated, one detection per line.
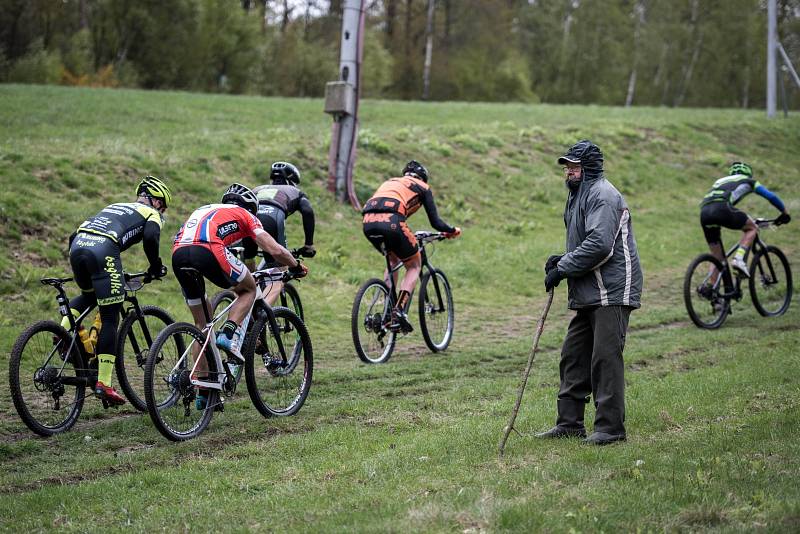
136 176 172 208
729 162 753 177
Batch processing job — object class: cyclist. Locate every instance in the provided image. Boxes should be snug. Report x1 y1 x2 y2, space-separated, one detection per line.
700 162 790 278
362 160 461 333
244 161 316 305
64 176 171 406
172 183 307 380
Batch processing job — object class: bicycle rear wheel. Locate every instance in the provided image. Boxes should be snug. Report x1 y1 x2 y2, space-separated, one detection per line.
684 254 730 329
351 279 396 363
749 245 792 317
144 322 215 441
115 305 174 412
244 306 312 417
419 269 454 352
9 321 86 436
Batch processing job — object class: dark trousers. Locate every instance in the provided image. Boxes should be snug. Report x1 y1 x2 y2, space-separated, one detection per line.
556 305 632 435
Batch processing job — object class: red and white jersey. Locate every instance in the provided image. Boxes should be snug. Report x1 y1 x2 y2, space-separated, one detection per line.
173 204 265 250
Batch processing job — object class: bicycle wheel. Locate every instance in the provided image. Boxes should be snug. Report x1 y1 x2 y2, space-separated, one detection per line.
282 282 304 322
419 269 455 352
684 254 730 329
210 290 236 318
9 321 86 436
244 307 312 417
115 305 174 412
749 245 793 317
351 278 396 364
144 322 215 441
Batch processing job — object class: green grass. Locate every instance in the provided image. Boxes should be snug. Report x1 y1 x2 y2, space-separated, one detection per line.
0 84 799 531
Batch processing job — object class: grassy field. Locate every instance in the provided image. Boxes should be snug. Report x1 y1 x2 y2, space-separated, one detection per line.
1 84 799 531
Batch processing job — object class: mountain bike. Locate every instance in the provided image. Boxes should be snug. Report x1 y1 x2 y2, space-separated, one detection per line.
143 267 312 441
8 272 172 436
211 247 312 321
684 218 792 329
352 230 455 364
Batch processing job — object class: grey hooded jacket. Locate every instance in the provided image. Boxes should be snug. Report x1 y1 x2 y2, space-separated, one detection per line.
556 173 643 310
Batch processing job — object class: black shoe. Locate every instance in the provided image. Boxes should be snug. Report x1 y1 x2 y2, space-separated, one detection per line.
535 426 587 439
389 309 413 334
583 431 626 445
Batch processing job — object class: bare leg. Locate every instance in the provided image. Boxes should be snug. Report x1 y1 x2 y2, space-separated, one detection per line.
399 253 422 294
739 219 757 250
188 298 213 377
707 242 724 285
263 280 284 307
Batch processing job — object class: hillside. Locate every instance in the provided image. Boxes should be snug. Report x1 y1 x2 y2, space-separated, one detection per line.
0 85 799 531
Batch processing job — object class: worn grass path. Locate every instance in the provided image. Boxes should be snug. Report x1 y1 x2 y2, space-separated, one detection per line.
0 85 799 531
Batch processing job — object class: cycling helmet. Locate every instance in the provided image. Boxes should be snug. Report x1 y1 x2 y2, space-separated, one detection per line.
270 161 301 185
136 176 172 208
402 160 429 183
729 162 753 177
221 183 258 215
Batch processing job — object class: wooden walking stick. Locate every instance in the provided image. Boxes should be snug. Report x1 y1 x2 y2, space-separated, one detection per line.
498 289 554 458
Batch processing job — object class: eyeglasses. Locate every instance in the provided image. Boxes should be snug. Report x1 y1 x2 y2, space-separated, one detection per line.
563 166 582 173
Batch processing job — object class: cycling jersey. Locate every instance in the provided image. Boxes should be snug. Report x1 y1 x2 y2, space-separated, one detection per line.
252 184 315 245
362 176 455 233
173 204 265 249
75 202 164 267
173 204 265 296
701 174 785 211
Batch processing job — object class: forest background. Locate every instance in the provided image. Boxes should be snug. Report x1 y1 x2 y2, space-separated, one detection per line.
2 0 799 109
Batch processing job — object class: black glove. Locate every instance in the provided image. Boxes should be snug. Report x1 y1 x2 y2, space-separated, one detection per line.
544 268 563 292
545 254 563 273
297 245 316 258
776 212 791 226
289 263 308 278
148 260 168 279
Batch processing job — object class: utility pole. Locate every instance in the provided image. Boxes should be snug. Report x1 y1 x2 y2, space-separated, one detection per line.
324 0 365 208
767 0 776 117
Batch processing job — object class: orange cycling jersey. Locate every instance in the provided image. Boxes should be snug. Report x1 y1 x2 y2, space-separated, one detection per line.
363 176 429 217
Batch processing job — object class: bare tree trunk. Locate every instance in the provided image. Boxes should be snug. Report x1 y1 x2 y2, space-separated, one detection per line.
422 0 435 100
79 0 89 30
280 0 292 33
674 0 702 107
386 0 397 42
625 0 645 107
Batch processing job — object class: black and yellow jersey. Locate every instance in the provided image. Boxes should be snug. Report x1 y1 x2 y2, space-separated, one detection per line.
74 202 164 266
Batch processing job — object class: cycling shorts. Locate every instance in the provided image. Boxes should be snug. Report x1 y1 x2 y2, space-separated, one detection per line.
362 212 420 262
172 244 248 304
700 202 749 244
69 232 125 306
243 204 287 266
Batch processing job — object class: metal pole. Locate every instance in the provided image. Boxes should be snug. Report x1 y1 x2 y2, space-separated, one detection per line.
767 0 776 117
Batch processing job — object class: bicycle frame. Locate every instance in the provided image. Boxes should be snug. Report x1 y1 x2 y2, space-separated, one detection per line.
709 220 777 299
380 232 447 314
171 270 291 393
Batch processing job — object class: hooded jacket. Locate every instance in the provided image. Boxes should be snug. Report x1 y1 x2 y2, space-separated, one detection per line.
556 151 643 310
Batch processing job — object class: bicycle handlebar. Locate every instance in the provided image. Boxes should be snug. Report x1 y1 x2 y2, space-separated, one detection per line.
414 231 449 244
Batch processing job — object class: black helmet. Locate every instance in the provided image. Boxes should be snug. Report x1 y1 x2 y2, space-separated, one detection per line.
402 160 429 183
270 161 301 185
729 162 753 177
221 183 258 215
557 140 603 173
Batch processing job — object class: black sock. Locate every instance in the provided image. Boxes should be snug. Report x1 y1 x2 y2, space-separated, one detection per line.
396 290 410 312
221 320 238 339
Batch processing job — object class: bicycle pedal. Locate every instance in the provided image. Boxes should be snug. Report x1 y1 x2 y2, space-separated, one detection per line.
101 399 109 409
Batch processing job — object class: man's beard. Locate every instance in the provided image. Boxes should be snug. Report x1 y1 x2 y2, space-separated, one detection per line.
565 176 582 191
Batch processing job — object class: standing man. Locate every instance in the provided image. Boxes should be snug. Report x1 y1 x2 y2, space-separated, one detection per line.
538 140 643 445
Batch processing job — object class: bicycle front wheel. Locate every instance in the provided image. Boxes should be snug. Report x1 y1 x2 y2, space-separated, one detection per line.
282 282 304 322
210 290 236 318
244 307 312 417
749 245 793 317
115 305 174 412
9 321 86 436
419 269 454 352
351 279 396 364
144 322 215 441
684 254 730 329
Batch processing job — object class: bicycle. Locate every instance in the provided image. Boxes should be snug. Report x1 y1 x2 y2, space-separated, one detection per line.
143 267 312 441
352 230 455 364
684 217 792 329
211 247 312 322
8 272 172 436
